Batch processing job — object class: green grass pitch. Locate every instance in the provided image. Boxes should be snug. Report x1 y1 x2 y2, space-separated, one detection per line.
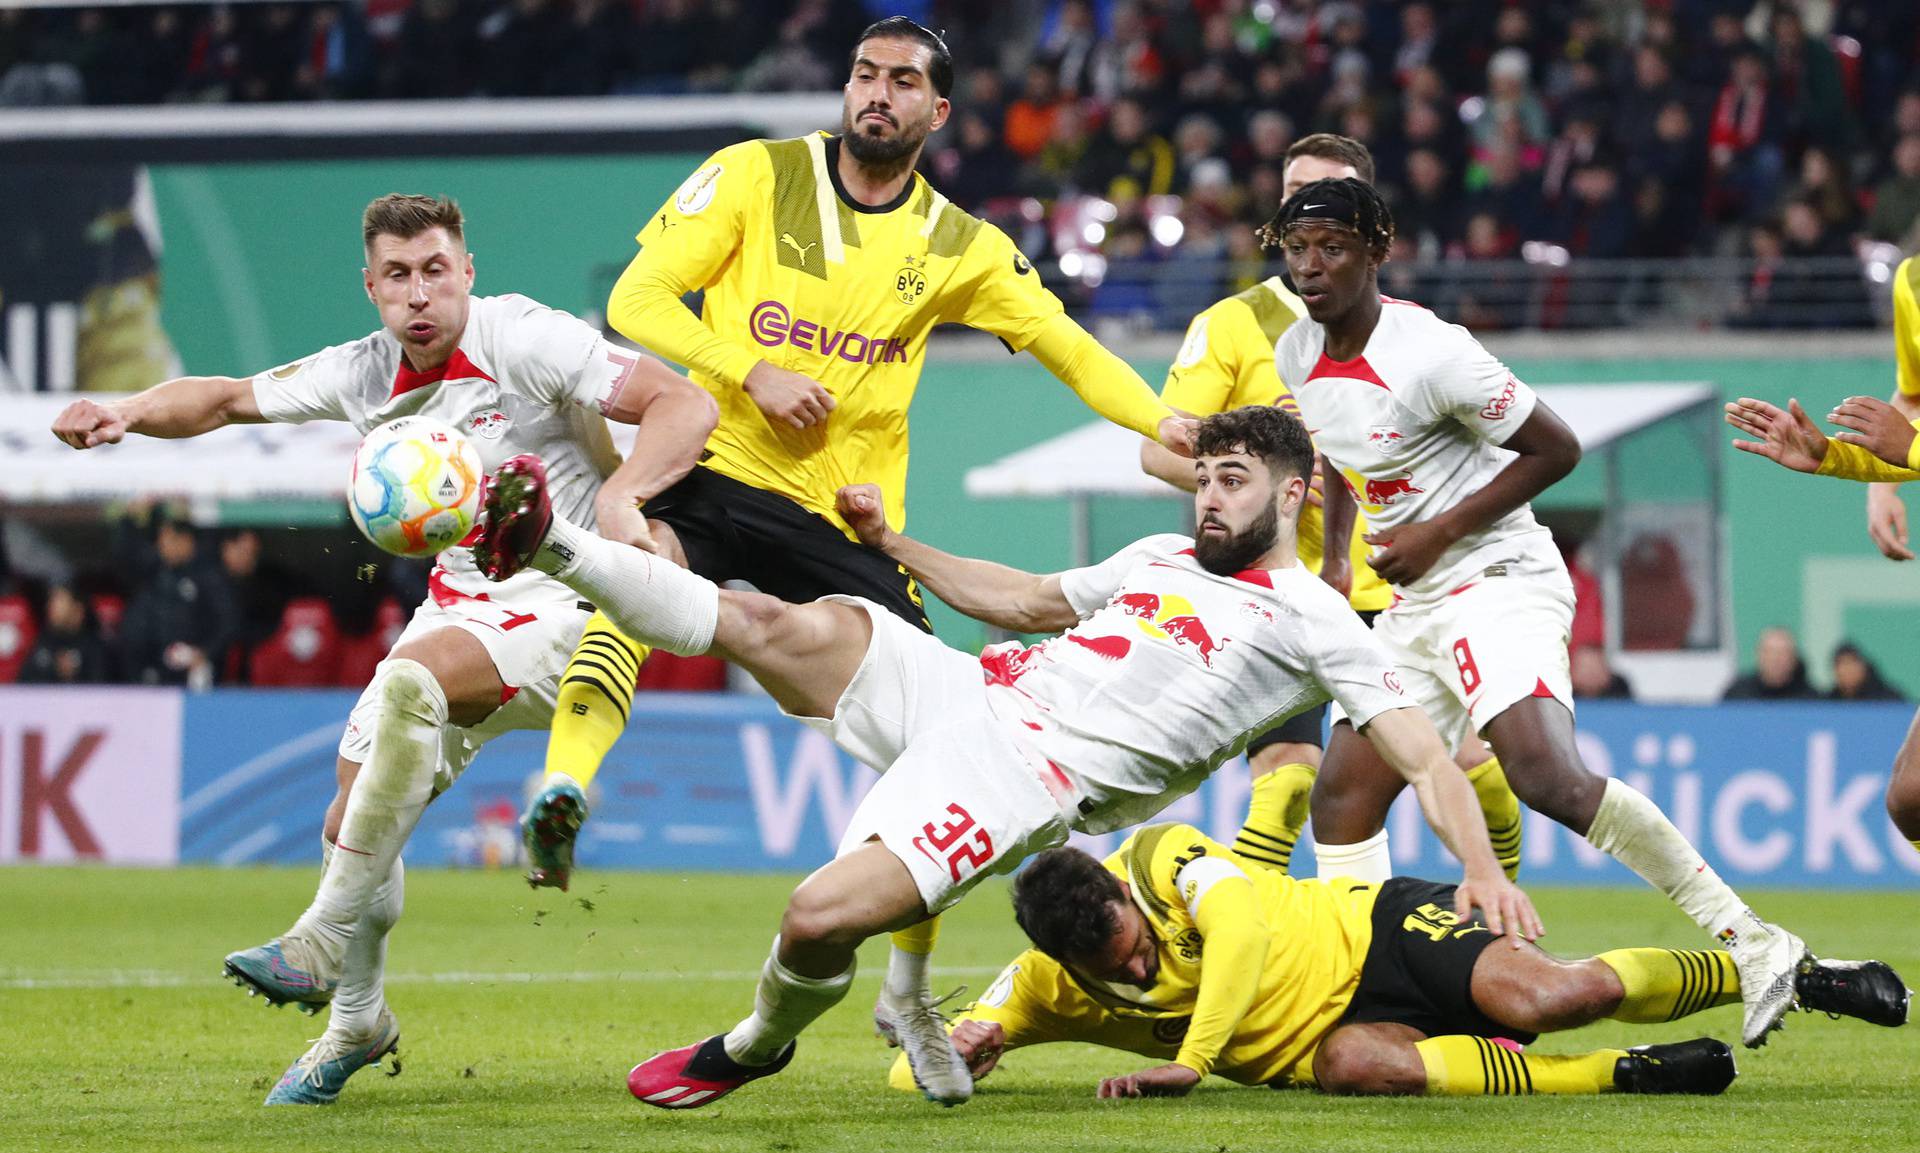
2 867 1914 1152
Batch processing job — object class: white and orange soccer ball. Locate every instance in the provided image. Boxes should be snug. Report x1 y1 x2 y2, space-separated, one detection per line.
348 416 484 558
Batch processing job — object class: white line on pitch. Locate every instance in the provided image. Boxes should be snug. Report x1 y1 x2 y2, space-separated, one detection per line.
0 965 1008 990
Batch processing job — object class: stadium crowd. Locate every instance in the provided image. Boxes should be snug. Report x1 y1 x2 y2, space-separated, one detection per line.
3 2 1919 323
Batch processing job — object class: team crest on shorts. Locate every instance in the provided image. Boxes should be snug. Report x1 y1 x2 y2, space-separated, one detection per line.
1152 1016 1191 1044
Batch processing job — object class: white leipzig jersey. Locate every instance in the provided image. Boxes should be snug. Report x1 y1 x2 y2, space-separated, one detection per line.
1274 297 1567 603
979 534 1407 835
251 293 631 604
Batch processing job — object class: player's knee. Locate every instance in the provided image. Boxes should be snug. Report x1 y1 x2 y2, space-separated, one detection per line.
1520 963 1618 1031
1886 777 1920 840
1500 756 1601 825
1315 1036 1421 1096
779 883 862 951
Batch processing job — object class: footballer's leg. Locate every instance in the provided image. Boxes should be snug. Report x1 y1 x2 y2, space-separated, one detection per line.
527 523 690 890
1315 1024 1736 1097
627 841 933 1109
1456 732 1524 880
225 628 505 1008
1309 721 1407 882
1483 695 1809 1048
1235 709 1322 872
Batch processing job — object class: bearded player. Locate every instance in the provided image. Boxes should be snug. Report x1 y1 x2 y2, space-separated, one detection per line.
50 194 716 1105
471 404 1536 1108
1139 133 1524 881
520 15 1195 1088
1264 177 1815 1049
891 825 1907 1100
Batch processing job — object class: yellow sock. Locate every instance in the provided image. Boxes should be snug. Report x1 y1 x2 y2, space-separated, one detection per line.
1465 755 1524 880
891 916 940 957
1596 948 1741 1022
542 612 647 792
1416 1035 1625 1095
1233 763 1315 871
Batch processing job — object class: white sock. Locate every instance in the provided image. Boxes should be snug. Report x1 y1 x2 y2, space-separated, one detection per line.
291 660 444 958
1584 778 1753 948
722 936 854 1067
884 944 931 1003
533 515 718 657
327 855 404 1039
1314 829 1392 883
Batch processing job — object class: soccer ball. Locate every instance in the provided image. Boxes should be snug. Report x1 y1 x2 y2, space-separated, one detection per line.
348 416 484 558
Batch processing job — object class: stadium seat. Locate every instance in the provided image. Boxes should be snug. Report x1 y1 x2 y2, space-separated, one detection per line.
335 598 409 687
636 652 728 692
0 596 38 683
249 597 343 687
1621 533 1696 650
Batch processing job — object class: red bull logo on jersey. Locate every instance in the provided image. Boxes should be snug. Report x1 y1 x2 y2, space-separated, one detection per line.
1113 591 1229 667
1363 474 1425 509
1367 425 1407 449
749 301 909 364
465 409 510 440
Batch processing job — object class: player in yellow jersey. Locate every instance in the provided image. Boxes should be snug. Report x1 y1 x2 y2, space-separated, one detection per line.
1139 135 1523 880
520 15 1195 1087
887 823 1906 1098
1724 260 1920 862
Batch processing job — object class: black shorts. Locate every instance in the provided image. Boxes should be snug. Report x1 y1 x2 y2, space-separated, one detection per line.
1247 608 1383 758
1340 877 1534 1044
644 465 932 632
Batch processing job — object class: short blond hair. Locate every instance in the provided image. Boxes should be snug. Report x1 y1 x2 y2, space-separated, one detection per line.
362 193 464 251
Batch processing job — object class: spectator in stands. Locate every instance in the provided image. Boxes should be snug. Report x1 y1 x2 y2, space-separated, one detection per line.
1613 46 1683 165
1724 625 1819 700
219 528 291 684
119 514 236 689
1570 644 1633 700
384 0 481 98
1729 218 1791 330
1461 144 1545 248
1792 145 1861 236
1395 147 1459 260
1027 99 1090 199
1003 62 1062 162
1078 96 1174 201
1172 113 1226 196
1767 5 1856 157
1629 100 1704 254
1707 48 1785 224
1779 197 1872 327
1828 642 1905 702
1468 47 1550 166
1867 133 1920 247
1555 160 1633 261
19 584 109 685
935 109 1017 211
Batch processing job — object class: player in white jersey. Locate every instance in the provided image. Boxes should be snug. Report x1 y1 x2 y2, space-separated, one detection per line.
470 404 1538 1108
1263 177 1814 1048
49 194 718 1104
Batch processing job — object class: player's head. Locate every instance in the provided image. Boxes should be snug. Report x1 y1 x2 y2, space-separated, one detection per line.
1012 846 1160 989
1260 177 1394 325
1189 405 1315 575
843 17 953 168
1282 132 1374 199
361 193 474 372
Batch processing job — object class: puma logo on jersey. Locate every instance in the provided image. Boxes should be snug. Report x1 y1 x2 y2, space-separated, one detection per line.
780 233 817 264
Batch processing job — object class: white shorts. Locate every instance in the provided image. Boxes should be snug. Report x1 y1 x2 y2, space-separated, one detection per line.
338 590 591 792
1363 577 1575 753
803 597 1073 915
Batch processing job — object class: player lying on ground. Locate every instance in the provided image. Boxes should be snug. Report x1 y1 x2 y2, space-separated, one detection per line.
472 405 1539 1107
1263 176 1816 1048
1137 132 1524 881
887 823 1909 1099
1724 391 1920 858
50 194 717 1106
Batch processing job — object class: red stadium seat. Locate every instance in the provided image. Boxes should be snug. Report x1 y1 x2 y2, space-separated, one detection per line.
249 597 343 687
635 651 727 692
335 598 409 687
0 596 38 683
1620 533 1696 651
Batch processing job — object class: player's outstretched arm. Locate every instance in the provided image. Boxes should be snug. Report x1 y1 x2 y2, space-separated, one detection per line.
594 356 719 550
1025 315 1197 457
51 375 262 448
836 483 1078 633
1829 394 1920 470
1866 389 1920 560
1358 707 1544 943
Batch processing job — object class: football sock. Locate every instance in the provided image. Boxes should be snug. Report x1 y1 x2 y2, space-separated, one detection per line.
1416 1035 1624 1095
1313 828 1392 883
532 517 717 657
1596 948 1741 1023
1465 754 1524 880
723 936 854 1067
1233 762 1315 871
329 855 405 1038
1583 778 1755 951
543 612 647 792
291 660 443 960
885 917 940 1002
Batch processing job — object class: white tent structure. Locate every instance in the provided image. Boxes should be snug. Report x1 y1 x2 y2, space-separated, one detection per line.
964 383 1729 701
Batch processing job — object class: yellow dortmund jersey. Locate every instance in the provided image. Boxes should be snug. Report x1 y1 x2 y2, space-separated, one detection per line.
1163 278 1393 612
626 133 1064 534
1897 256 1920 400
937 824 1378 1088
